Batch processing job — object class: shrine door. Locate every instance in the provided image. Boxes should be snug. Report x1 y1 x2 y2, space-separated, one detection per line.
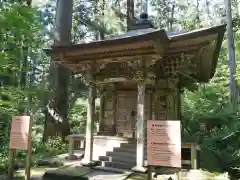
116 91 137 138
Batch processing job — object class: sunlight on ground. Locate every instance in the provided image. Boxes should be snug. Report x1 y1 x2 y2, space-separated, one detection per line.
14 167 54 179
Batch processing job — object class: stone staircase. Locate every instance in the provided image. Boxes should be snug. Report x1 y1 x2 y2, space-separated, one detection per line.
98 138 148 170
98 137 203 170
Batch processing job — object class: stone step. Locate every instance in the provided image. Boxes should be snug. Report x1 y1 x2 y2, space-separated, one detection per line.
106 151 136 158
113 147 147 153
101 161 135 170
120 143 136 148
120 142 147 148
112 148 148 157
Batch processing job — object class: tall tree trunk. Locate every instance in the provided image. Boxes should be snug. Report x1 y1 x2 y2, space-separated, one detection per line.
19 1 32 114
141 0 148 13
127 0 135 31
43 0 73 142
205 0 211 25
196 0 201 28
20 46 27 87
226 0 237 112
99 0 105 40
169 1 175 32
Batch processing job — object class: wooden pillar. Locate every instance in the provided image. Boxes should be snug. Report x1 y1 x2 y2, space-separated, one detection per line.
99 87 105 133
148 90 153 120
133 80 146 172
133 58 147 172
147 89 154 179
81 63 96 166
112 84 117 135
191 144 197 169
178 88 183 120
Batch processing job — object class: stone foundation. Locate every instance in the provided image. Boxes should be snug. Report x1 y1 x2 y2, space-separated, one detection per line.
92 136 131 161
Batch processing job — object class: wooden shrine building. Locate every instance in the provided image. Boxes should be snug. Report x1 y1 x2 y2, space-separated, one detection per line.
45 14 226 171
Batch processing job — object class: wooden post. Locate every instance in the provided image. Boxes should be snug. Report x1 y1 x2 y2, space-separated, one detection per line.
25 117 32 180
8 150 14 180
191 144 197 169
176 171 182 180
112 84 117 135
177 88 181 120
132 59 147 172
132 80 146 172
81 63 96 166
99 87 105 133
147 90 153 180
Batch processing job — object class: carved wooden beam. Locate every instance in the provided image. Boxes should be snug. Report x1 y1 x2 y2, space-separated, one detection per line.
60 47 155 63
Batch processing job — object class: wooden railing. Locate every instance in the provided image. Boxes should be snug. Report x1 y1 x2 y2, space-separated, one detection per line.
66 134 85 159
182 143 200 169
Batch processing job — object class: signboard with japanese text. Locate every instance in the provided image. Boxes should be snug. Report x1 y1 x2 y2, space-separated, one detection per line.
147 120 181 168
9 116 30 150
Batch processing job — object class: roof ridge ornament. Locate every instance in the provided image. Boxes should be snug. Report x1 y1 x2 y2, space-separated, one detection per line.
130 12 154 31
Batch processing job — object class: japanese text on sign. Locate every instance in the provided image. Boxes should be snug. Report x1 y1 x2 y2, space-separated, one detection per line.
147 120 181 168
10 116 30 150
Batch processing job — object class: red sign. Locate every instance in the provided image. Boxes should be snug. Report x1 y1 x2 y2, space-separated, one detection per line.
147 120 181 168
10 116 30 150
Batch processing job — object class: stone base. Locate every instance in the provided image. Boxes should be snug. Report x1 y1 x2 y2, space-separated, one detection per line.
132 166 147 173
80 159 99 167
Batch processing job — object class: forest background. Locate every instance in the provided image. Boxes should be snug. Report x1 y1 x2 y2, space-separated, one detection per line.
1 0 240 178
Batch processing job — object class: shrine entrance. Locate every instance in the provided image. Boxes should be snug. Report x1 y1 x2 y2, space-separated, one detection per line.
116 91 137 138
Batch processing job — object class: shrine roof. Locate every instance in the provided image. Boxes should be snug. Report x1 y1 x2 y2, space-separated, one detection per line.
45 25 225 59
44 24 226 82
45 28 168 53
45 24 224 53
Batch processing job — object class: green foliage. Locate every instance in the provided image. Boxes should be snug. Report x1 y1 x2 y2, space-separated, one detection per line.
68 99 87 134
182 42 240 178
33 137 67 158
1 0 240 179
0 137 67 173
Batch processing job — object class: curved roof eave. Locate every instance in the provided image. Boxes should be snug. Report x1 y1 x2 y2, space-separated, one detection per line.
166 24 226 82
43 24 226 83
44 29 169 56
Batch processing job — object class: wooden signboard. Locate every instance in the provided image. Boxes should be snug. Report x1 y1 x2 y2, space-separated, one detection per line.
10 116 30 150
147 120 181 168
8 116 32 180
